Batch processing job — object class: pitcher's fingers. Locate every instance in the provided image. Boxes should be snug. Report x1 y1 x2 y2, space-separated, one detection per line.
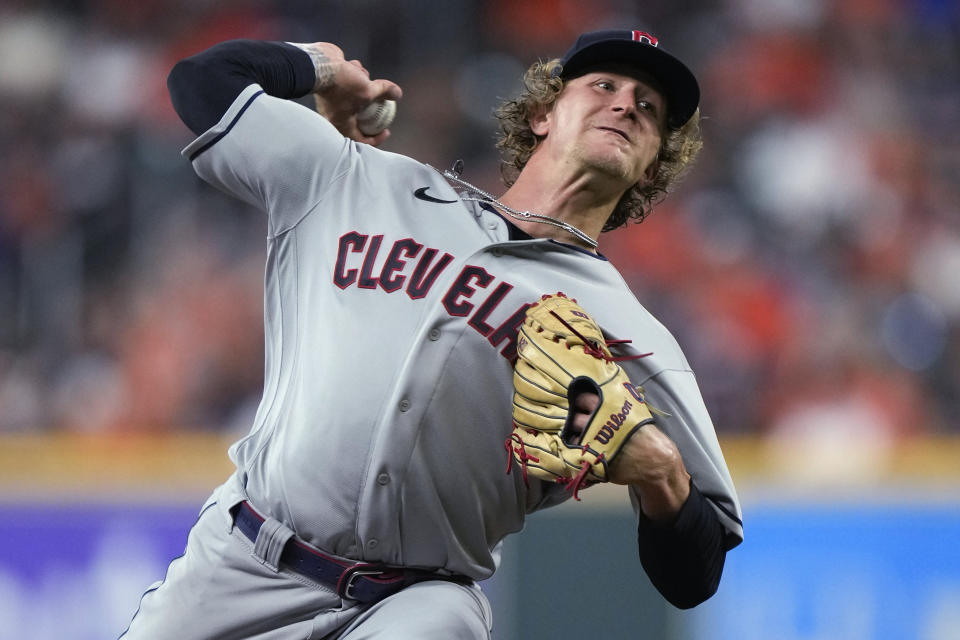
369 78 403 101
358 128 391 147
573 392 600 413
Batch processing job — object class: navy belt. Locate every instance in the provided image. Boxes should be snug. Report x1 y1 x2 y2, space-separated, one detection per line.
233 501 466 603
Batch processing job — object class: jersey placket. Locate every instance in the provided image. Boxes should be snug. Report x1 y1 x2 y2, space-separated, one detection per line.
352 214 516 564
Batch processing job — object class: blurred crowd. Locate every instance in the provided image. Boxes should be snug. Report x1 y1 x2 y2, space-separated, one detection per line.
1 0 957 465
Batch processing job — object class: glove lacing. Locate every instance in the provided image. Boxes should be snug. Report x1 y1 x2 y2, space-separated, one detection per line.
504 430 540 484
545 309 652 363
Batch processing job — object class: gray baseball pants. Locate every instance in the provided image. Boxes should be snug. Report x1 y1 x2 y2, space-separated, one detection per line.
119 487 493 639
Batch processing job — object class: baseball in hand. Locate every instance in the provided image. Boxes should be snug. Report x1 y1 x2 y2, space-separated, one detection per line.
356 99 396 136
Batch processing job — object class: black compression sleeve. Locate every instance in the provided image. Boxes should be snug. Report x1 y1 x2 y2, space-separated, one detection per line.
167 40 318 136
636 481 729 609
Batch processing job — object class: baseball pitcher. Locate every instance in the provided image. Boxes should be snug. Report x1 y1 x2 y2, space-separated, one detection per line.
121 28 743 640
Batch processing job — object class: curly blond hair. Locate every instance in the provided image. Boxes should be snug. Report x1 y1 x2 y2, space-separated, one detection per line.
494 58 703 232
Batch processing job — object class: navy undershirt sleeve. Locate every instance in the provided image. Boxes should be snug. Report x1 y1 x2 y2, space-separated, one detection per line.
167 40 317 136
637 481 729 609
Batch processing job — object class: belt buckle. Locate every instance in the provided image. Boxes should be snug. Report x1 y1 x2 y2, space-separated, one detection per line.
337 563 393 601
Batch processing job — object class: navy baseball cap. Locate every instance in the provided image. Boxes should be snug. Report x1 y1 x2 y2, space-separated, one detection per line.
556 29 700 129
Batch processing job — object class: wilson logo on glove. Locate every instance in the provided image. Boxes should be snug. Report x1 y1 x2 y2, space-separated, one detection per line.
595 399 634 445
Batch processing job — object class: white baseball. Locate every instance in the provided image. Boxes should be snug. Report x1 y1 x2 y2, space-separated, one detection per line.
356 99 396 136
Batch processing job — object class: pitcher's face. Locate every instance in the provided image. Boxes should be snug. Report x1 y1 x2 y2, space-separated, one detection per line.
532 67 666 188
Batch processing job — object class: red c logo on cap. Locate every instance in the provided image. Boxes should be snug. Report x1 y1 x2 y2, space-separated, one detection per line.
632 31 659 46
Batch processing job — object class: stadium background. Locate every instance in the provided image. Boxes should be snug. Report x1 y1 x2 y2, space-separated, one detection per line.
0 0 958 638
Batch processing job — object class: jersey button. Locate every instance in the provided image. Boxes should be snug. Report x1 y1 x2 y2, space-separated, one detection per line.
428 328 441 341
487 221 498 230
491 247 503 257
377 473 391 485
367 539 379 549
398 399 411 412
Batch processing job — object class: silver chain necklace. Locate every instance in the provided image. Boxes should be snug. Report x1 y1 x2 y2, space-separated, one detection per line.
429 161 599 250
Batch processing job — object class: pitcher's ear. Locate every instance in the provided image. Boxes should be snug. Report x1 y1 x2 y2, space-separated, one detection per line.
642 153 660 184
529 103 552 137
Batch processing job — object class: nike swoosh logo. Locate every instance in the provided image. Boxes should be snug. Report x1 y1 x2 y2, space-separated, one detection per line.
414 187 458 204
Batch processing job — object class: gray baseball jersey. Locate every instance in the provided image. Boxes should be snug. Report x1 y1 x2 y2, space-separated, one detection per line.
183 83 743 581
